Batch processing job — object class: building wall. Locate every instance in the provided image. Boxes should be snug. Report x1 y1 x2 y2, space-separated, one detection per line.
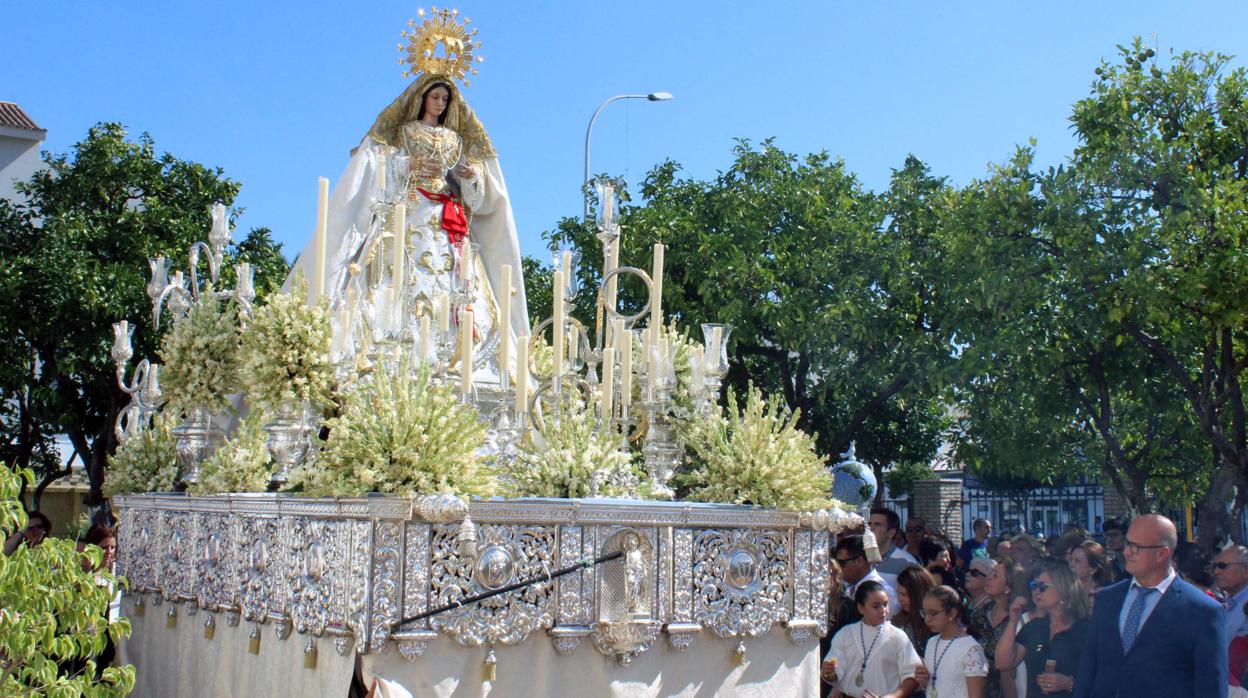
0 134 43 203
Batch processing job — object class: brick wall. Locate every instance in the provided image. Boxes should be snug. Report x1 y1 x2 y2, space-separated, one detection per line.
913 478 964 539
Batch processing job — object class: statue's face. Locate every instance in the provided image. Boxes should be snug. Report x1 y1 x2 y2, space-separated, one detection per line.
424 86 450 119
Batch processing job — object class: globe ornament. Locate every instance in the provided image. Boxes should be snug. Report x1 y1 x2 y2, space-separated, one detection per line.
829 442 877 506
399 7 484 86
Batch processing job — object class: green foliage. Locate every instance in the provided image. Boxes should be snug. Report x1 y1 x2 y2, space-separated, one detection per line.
190 411 271 495
291 362 494 497
238 276 334 412
521 256 552 327
102 412 179 497
0 123 286 507
882 460 937 501
677 385 832 510
0 468 135 696
159 287 242 414
509 395 642 499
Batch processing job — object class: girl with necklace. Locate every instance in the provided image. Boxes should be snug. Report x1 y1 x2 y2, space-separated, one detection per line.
822 581 923 698
915 586 989 698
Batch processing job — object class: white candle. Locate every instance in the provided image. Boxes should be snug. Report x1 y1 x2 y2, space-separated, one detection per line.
436 294 450 334
605 237 620 315
460 243 473 283
612 318 625 355
515 338 529 418
146 364 161 393
552 270 565 382
374 150 387 194
460 309 474 397
561 250 573 285
498 264 512 389
620 334 633 418
392 204 406 286
236 262 253 298
649 242 664 333
600 348 615 427
419 315 431 362
312 177 329 305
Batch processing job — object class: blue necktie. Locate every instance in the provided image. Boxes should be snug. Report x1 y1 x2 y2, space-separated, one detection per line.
1122 587 1155 653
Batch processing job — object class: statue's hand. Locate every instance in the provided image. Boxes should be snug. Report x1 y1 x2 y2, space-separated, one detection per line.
453 162 476 180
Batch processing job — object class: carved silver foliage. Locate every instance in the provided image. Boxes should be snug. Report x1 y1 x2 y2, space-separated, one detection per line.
240 516 282 623
414 493 469 523
163 511 194 603
811 530 830 637
195 513 235 612
369 521 403 652
792 530 812 622
347 519 372 651
557 525 585 626
590 620 661 664
692 529 789 638
672 529 693 623
428 523 556 646
402 522 430 629
289 518 346 636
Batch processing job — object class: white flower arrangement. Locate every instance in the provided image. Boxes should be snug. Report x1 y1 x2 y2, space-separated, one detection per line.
676 384 832 511
104 412 180 496
239 277 334 412
159 287 242 414
190 410 272 495
288 361 495 498
509 394 643 499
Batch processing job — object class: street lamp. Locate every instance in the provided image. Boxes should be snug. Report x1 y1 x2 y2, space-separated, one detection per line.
583 92 674 219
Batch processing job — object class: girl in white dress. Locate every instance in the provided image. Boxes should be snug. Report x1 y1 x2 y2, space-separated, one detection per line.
822 580 923 698
914 585 988 698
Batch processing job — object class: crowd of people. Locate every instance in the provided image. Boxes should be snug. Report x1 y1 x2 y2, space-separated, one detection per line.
822 507 1237 698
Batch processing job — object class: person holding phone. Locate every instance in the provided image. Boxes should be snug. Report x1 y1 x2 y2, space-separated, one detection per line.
822 580 922 698
914 585 989 698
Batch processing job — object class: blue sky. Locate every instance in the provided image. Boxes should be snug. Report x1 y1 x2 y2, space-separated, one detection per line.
5 2 1248 263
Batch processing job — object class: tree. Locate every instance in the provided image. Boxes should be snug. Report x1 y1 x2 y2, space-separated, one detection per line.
544 143 953 473
0 123 289 512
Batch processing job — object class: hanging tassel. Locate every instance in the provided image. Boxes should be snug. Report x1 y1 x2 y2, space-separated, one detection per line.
863 526 883 564
733 640 747 667
248 625 261 654
166 605 177 629
458 516 478 558
133 594 145 617
482 647 497 681
304 638 318 669
203 614 216 640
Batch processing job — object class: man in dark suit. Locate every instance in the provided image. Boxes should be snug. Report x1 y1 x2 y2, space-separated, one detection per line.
1075 514 1227 698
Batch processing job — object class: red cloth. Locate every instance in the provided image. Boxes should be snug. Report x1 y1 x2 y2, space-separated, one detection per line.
1231 636 1248 687
416 188 469 246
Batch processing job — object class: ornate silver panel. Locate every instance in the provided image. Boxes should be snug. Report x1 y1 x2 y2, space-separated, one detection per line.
792 530 812 622
240 516 283 623
811 530 830 637
369 520 403 652
428 523 556 646
163 511 194 603
346 519 371 650
556 525 586 626
289 517 347 636
402 522 430 629
195 513 236 612
691 529 789 638
672 529 693 623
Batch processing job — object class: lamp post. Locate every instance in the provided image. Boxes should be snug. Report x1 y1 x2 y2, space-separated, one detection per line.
583 92 674 220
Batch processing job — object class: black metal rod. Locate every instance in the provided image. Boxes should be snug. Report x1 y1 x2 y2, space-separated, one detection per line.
391 549 624 630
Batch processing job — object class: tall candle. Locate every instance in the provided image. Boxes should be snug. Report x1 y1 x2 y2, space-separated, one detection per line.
436 294 450 334
561 250 572 285
392 204 406 286
619 334 633 418
605 237 620 316
649 242 664 334
419 315 431 362
146 364 161 394
312 177 329 305
515 339 529 418
460 243 473 282
460 309 474 397
612 319 625 355
498 264 512 389
552 270 565 383
600 348 615 426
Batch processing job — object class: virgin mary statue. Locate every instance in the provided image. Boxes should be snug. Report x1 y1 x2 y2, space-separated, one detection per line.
287 16 528 387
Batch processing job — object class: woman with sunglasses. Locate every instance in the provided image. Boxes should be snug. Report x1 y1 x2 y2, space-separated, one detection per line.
823 581 923 698
914 585 989 698
964 558 996 612
970 560 1022 698
994 563 1090 697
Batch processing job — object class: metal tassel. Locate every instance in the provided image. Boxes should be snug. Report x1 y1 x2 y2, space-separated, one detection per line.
304 638 318 669
133 595 145 617
165 605 177 629
733 640 747 667
203 614 216 640
248 625 261 654
482 648 497 681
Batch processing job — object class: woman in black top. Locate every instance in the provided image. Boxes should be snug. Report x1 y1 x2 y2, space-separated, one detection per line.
993 562 1090 698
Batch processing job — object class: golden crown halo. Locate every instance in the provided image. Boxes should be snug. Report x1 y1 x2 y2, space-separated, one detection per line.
398 7 484 86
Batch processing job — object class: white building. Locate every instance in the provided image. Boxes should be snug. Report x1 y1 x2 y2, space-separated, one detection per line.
0 102 46 203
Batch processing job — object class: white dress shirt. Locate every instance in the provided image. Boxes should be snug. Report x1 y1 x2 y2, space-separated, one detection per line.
1118 567 1177 638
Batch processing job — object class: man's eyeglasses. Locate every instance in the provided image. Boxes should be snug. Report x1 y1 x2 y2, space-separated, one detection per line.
1029 580 1051 593
1215 561 1248 570
835 554 863 566
1123 539 1168 555
919 608 946 619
